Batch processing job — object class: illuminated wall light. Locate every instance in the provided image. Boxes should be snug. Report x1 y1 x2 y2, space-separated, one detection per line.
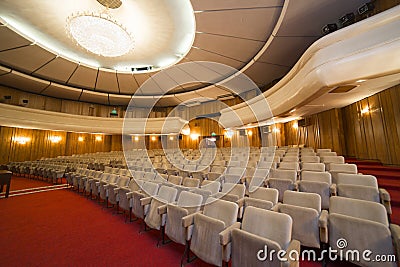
272 128 280 133
169 136 174 141
78 136 84 142
247 130 253 136
49 136 62 143
181 125 191 136
151 136 157 141
190 133 199 140
361 106 370 115
95 135 102 141
356 79 367 83
293 122 299 130
12 136 31 144
134 136 139 142
225 129 234 138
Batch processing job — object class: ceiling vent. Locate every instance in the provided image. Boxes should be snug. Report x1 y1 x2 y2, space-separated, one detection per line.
329 85 358 93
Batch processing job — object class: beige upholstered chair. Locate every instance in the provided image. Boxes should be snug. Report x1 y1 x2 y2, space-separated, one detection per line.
168 175 182 185
329 196 399 267
182 177 200 188
328 163 357 183
141 185 178 232
301 162 325 172
158 191 203 246
276 191 328 248
99 174 119 203
131 181 160 221
265 169 297 202
182 198 239 266
107 175 130 208
242 187 278 212
226 206 300 267
336 173 392 215
118 178 143 219
297 171 335 209
200 180 220 195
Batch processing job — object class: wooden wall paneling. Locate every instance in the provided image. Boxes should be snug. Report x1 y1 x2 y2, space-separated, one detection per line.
368 94 388 163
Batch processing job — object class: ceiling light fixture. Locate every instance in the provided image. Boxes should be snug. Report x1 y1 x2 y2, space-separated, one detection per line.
66 8 134 57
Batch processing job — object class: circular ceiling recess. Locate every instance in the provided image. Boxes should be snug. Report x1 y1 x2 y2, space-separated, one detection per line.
0 0 196 72
96 0 122 9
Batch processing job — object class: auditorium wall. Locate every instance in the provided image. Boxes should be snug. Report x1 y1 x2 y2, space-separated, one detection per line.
282 84 400 166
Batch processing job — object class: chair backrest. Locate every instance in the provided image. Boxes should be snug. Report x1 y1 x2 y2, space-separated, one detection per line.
269 169 297 182
142 182 159 196
201 180 220 194
301 162 325 172
221 183 245 198
248 187 278 205
282 156 299 162
177 191 203 210
316 148 331 153
203 198 239 227
337 173 378 188
329 163 357 174
156 186 178 203
117 176 130 187
283 191 321 212
301 171 331 184
242 207 292 250
330 196 388 226
301 156 320 163
278 162 299 171
321 156 345 164
182 177 200 188
168 175 182 185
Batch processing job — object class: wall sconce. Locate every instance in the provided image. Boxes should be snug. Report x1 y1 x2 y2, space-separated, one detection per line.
151 136 157 141
225 129 234 138
190 133 199 140
181 125 191 136
12 136 31 144
247 130 253 136
134 136 139 142
360 106 370 115
272 127 280 133
95 135 102 141
293 122 299 130
78 136 84 142
49 136 62 143
169 136 174 141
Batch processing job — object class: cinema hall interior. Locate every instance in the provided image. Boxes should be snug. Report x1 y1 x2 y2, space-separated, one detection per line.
0 0 399 266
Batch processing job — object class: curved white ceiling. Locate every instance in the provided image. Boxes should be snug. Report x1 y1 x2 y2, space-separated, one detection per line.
0 0 372 107
0 0 195 71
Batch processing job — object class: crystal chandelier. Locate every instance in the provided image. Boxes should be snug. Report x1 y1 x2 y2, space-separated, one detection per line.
66 9 134 57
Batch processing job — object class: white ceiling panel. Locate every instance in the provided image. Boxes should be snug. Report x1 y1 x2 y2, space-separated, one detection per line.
257 36 318 66
117 73 138 95
79 90 109 105
155 95 181 107
96 70 119 94
195 7 282 41
276 0 367 37
185 48 244 70
41 83 82 100
243 62 290 86
150 71 180 94
109 94 131 106
34 56 78 83
191 0 284 11
137 76 164 96
67 65 98 89
0 26 31 51
193 33 265 62
133 73 151 88
196 85 231 98
0 70 50 93
0 44 56 73
175 60 230 85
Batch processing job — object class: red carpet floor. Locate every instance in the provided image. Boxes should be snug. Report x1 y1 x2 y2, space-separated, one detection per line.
0 172 397 266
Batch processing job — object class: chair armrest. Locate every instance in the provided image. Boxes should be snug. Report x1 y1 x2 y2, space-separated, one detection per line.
379 188 392 214
157 204 168 215
319 210 329 244
182 211 202 228
330 183 337 196
140 196 152 206
285 239 301 267
95 182 100 186
219 222 241 246
114 188 120 193
126 192 133 199
390 224 400 260
271 202 281 212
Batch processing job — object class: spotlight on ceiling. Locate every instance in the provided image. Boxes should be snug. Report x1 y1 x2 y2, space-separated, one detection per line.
322 23 338 35
358 2 375 15
339 13 356 27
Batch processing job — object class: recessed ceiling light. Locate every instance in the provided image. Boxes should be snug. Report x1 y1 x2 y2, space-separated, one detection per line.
356 79 367 83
